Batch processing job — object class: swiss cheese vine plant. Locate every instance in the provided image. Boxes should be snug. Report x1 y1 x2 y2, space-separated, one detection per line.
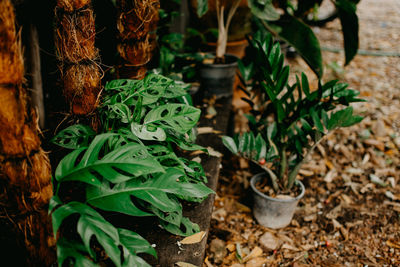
222 32 364 193
50 74 213 266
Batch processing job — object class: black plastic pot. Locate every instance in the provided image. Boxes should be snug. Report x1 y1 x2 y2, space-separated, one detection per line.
198 54 238 98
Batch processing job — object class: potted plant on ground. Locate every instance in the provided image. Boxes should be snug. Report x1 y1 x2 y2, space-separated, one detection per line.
222 31 364 228
50 74 213 266
193 0 243 98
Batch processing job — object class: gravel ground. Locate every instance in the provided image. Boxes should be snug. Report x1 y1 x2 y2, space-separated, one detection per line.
204 0 400 266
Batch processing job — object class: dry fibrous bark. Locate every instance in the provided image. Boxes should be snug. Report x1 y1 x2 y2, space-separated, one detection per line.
55 0 101 115
0 0 55 265
116 0 159 79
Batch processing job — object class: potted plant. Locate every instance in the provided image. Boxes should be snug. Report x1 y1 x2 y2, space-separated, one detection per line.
193 0 243 98
222 32 364 228
50 74 213 266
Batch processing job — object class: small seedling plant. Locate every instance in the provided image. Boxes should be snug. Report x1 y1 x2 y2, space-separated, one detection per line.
223 32 364 193
50 74 213 266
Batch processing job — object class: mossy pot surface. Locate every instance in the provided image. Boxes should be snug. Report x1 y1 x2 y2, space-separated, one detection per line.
250 173 305 229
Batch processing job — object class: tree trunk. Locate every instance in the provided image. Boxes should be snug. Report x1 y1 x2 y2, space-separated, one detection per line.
0 0 55 265
116 0 160 80
55 0 101 116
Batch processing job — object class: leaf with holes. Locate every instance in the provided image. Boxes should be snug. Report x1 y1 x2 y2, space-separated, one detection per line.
131 122 167 141
86 168 213 218
51 124 95 149
144 104 200 134
55 133 164 186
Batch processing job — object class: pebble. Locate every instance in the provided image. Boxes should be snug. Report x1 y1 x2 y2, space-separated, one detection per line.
259 232 280 251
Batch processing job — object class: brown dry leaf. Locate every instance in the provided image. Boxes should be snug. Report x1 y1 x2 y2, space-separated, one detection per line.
364 139 385 151
197 127 221 135
386 240 400 249
244 257 268 267
281 243 301 251
326 204 342 220
175 262 198 267
243 246 263 263
180 231 206 245
234 201 251 213
204 257 213 267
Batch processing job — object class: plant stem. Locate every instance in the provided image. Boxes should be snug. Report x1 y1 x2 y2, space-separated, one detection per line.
253 160 279 192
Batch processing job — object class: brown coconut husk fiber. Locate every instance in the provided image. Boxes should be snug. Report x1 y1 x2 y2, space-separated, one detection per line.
57 0 91 12
118 64 147 80
55 7 97 63
117 36 151 66
62 63 101 114
0 1 55 265
117 0 159 40
0 0 24 85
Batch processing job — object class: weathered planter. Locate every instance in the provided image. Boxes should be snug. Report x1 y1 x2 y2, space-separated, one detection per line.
250 173 305 229
199 54 238 98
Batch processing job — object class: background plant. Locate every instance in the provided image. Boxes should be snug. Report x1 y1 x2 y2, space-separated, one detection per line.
50 74 213 266
222 32 364 192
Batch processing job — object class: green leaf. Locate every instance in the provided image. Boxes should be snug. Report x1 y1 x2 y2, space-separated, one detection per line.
86 168 213 216
51 201 99 238
336 0 359 65
144 104 200 134
51 124 95 149
196 0 208 17
310 107 325 133
248 0 280 21
160 217 200 236
55 133 164 185
266 15 323 77
56 238 98 267
131 122 167 141
118 228 157 258
105 79 141 91
77 214 121 266
122 247 152 267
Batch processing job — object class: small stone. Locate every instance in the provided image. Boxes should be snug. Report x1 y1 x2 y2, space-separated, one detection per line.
259 232 280 251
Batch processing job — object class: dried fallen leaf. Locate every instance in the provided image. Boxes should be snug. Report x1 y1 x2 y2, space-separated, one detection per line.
180 231 206 245
197 127 222 135
244 257 268 267
207 147 223 158
243 246 263 263
386 240 400 249
175 262 198 267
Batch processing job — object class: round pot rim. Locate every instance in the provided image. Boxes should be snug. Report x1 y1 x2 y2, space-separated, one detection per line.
206 38 248 46
201 53 239 68
250 173 305 202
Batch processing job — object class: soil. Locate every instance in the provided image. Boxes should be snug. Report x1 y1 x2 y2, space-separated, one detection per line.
204 0 400 266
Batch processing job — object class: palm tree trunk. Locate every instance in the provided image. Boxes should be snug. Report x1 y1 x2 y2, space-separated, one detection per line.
55 0 101 116
0 0 55 265
116 0 159 79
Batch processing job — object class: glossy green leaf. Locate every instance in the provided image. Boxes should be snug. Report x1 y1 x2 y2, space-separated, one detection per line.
160 217 200 237
55 133 164 185
336 0 359 65
144 104 200 134
266 15 323 77
86 168 213 216
248 0 280 21
196 0 208 17
131 122 167 141
56 238 97 267
118 228 156 257
51 124 95 149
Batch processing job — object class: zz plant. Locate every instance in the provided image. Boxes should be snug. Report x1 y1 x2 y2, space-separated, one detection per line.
50 74 213 266
223 32 364 193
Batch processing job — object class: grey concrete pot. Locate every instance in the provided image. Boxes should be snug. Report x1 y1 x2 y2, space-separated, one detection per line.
250 173 305 229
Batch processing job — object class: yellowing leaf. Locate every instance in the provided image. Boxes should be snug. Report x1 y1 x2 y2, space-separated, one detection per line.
179 231 206 245
175 261 199 267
